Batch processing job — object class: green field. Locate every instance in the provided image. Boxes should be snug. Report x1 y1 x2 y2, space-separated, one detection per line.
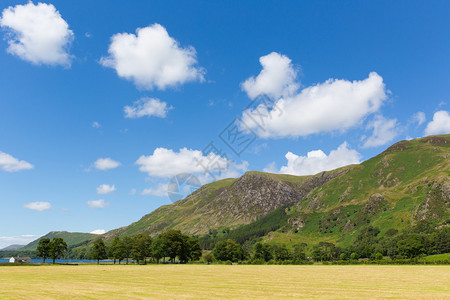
0 265 449 299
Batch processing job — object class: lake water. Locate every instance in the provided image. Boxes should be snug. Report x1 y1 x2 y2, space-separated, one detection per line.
0 258 120 264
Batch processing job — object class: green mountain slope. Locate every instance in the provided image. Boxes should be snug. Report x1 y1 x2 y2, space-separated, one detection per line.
104 168 349 239
266 135 449 247
20 231 97 251
103 135 449 248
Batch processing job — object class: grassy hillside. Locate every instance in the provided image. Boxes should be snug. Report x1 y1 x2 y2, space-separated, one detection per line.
20 231 97 251
104 168 347 239
102 135 449 248
271 135 449 247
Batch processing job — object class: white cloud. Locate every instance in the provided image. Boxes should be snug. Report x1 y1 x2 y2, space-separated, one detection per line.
100 23 204 90
141 183 168 197
124 97 172 119
242 52 299 99
87 199 109 209
411 111 426 126
0 151 34 172
135 147 248 181
263 161 277 173
279 142 361 176
424 110 450 136
94 158 121 170
96 184 116 194
23 201 51 211
129 188 137 195
90 229 105 235
0 234 41 249
0 2 73 66
362 115 400 148
92 121 101 128
241 60 387 138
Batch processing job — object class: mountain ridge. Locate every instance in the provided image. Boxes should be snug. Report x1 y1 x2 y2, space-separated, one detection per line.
1 244 25 251
103 134 449 247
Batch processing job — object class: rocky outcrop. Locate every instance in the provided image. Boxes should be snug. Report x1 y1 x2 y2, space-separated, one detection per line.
416 178 450 221
288 214 307 231
209 171 344 223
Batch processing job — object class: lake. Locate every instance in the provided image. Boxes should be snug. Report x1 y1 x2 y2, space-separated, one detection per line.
0 258 120 264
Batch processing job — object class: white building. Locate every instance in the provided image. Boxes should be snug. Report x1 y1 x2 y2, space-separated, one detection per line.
9 257 31 263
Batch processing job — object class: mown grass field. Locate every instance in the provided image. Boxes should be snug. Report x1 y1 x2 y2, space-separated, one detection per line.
0 265 449 299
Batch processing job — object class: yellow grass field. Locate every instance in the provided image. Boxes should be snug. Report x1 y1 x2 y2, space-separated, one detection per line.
0 264 449 299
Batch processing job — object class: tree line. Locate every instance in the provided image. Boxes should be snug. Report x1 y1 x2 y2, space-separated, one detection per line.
91 229 202 264
207 220 449 264
209 239 310 264
33 221 450 265
36 230 202 264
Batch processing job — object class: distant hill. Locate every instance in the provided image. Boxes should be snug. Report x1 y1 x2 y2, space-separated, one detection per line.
1 244 25 251
20 231 98 251
103 134 449 248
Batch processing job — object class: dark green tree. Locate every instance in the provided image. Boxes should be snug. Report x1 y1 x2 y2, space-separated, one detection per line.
132 234 152 264
253 242 273 262
213 239 244 262
291 243 307 261
36 238 51 264
203 252 213 264
49 238 67 264
397 234 425 258
91 239 108 264
272 244 291 261
159 230 184 263
354 226 380 258
433 228 450 254
185 236 202 262
311 242 341 261
123 236 134 264
151 237 167 263
108 236 127 264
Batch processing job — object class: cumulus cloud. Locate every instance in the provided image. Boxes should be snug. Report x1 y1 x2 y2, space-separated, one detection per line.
100 23 204 90
135 147 248 181
96 184 116 194
411 111 426 126
424 110 450 136
141 183 168 197
362 115 400 148
0 151 34 172
0 234 41 249
242 52 299 99
279 142 361 176
23 201 51 211
94 158 121 170
124 97 172 119
0 2 73 66
241 55 387 138
90 229 105 235
87 199 109 209
92 121 101 128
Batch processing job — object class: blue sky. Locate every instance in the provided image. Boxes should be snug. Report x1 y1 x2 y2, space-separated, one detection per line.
1 1 449 248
